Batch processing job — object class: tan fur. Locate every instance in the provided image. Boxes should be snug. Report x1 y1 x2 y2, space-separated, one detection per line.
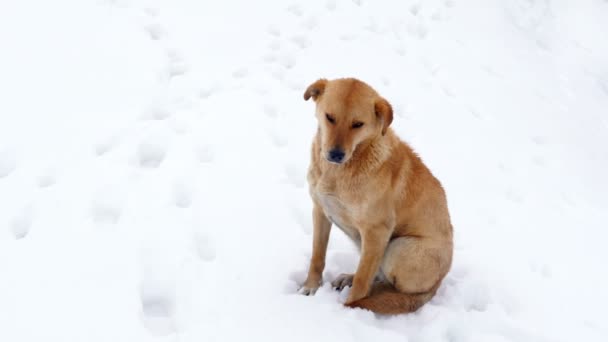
300 78 453 314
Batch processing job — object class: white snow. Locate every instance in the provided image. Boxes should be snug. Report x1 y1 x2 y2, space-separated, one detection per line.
1 0 608 341
0 149 16 179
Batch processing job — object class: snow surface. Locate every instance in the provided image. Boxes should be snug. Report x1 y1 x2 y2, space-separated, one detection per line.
1 0 608 341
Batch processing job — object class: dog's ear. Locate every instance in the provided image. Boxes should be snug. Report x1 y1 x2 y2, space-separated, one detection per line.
374 97 393 136
303 79 328 101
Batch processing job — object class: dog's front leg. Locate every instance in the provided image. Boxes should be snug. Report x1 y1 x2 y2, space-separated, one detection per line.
299 203 331 295
345 226 391 304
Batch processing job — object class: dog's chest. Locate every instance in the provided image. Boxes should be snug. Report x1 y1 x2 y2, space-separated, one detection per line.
312 177 366 242
318 193 348 224
318 193 361 242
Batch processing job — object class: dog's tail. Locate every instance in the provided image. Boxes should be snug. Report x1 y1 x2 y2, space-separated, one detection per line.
345 280 441 315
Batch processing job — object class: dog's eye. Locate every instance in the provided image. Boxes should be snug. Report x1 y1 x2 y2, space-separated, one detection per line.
352 121 364 129
325 113 336 124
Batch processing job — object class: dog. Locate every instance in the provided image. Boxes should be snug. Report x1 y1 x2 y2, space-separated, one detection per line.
299 78 453 314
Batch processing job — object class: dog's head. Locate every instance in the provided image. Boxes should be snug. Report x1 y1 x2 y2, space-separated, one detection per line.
304 78 393 165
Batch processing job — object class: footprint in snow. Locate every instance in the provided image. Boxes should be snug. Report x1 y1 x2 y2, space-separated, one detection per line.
271 68 285 81
137 138 167 168
199 83 220 99
468 106 482 120
268 40 281 51
339 33 357 42
444 325 471 342
287 4 303 17
413 23 429 39
10 206 34 239
253 82 271 96
91 194 123 224
262 53 278 64
195 145 214 164
441 84 455 97
173 180 193 209
267 26 281 37
598 78 608 96
410 3 421 16
290 35 310 49
232 67 248 79
167 117 188 135
462 279 490 312
284 163 306 188
289 204 311 235
300 16 319 30
394 45 407 56
193 232 216 261
284 79 304 92
143 7 159 17
0 150 16 179
530 136 546 145
364 18 379 33
144 23 165 41
431 10 443 21
166 61 188 79
268 128 288 148
166 48 182 62
278 54 296 69
37 169 56 188
529 261 552 278
504 189 523 204
532 156 546 167
481 65 503 78
140 278 176 335
94 134 120 156
263 104 278 118
142 104 171 121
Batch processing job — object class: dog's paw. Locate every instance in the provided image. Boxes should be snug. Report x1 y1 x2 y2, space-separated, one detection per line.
331 273 354 291
297 285 319 296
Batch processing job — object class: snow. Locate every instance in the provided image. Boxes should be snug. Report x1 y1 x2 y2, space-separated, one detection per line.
0 149 16 179
1 0 607 341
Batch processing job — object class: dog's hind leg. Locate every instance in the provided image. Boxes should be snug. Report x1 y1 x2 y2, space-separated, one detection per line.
380 236 451 294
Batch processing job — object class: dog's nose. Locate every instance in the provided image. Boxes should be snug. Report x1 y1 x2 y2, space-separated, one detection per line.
328 148 345 163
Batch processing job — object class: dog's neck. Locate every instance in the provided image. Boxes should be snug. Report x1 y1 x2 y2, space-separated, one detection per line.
343 129 394 174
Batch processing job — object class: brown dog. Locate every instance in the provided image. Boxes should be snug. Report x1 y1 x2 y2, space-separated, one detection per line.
299 78 453 314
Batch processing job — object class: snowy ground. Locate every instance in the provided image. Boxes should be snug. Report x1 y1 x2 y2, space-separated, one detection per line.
1 0 608 341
